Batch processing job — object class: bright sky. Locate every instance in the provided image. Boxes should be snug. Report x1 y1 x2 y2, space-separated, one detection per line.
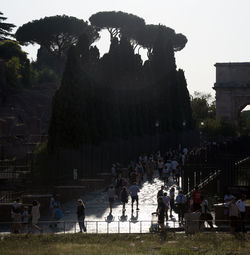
2 0 250 98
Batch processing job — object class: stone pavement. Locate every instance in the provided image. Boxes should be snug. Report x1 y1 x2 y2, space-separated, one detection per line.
59 174 181 233
0 174 182 234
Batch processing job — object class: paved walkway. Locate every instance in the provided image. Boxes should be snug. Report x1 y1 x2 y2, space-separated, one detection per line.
0 174 181 234
59 174 181 233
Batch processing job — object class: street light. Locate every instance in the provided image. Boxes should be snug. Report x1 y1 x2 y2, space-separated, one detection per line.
200 121 204 146
155 120 160 128
181 121 187 150
155 121 160 151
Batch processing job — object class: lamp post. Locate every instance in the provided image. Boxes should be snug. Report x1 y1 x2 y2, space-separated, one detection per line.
200 121 204 146
155 120 160 151
181 120 186 149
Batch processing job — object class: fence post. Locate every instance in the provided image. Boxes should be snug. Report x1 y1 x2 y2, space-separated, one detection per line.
107 222 109 234
118 221 120 234
64 221 65 234
96 221 98 234
75 222 76 233
140 221 142 233
129 221 131 234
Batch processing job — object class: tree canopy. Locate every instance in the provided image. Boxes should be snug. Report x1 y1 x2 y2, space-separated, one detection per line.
15 15 99 60
0 12 15 41
89 11 145 41
89 12 187 54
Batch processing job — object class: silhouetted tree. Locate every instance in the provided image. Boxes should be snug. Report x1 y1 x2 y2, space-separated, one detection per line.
89 11 145 41
16 15 99 74
0 12 15 41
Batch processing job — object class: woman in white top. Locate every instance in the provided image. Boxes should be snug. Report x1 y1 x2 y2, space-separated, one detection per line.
31 200 43 233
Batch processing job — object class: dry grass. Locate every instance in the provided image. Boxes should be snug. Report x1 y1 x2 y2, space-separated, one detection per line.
0 233 249 255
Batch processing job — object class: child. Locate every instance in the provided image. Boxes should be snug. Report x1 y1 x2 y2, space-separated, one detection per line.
22 206 30 233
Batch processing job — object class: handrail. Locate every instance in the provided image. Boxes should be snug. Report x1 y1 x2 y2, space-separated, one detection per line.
0 219 249 234
185 170 221 198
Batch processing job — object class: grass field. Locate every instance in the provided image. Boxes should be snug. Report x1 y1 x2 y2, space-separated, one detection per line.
0 233 249 255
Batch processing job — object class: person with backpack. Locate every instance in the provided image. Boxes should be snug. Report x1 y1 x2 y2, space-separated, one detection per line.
120 186 129 212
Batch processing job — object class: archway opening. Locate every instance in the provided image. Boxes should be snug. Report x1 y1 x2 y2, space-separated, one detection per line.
238 105 250 136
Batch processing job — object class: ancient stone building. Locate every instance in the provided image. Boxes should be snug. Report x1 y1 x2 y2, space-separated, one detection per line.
214 62 250 126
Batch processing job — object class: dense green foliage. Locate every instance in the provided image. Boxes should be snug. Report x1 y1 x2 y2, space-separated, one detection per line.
48 13 194 151
0 11 15 41
191 92 236 139
0 40 31 88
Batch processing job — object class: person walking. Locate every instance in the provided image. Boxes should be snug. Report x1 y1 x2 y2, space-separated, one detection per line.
176 190 187 224
200 196 213 229
224 189 233 219
107 185 116 214
31 200 43 233
77 199 86 233
229 197 240 234
157 197 166 231
50 195 61 228
169 187 175 218
157 159 164 179
157 186 164 200
11 198 23 233
236 194 247 233
162 192 170 222
120 186 129 212
192 186 202 212
129 183 140 212
22 206 30 233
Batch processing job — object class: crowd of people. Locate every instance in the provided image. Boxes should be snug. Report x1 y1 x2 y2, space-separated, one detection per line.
10 198 43 234
8 145 248 234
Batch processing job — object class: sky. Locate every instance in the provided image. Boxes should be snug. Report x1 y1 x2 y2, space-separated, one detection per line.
2 0 250 98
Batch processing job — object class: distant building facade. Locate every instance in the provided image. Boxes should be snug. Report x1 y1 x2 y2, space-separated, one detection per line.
214 62 250 126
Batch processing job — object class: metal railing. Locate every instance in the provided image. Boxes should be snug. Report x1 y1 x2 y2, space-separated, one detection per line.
0 219 249 234
0 191 24 203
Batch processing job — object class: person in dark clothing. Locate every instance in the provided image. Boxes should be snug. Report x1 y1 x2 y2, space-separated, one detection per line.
157 197 166 230
157 186 164 199
120 186 129 212
77 199 86 233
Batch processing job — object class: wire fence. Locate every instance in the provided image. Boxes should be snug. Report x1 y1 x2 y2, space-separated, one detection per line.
0 219 249 234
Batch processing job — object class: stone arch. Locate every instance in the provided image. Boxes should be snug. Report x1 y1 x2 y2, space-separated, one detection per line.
213 62 250 127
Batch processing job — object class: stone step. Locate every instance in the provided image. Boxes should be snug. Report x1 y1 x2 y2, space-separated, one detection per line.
77 179 105 190
55 185 87 203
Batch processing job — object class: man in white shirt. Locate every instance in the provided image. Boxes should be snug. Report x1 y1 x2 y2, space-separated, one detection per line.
236 194 247 232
